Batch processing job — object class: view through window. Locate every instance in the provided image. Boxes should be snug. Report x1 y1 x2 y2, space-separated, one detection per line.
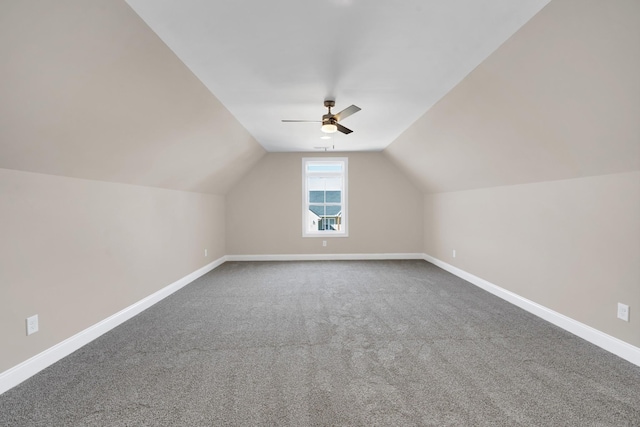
302 158 348 237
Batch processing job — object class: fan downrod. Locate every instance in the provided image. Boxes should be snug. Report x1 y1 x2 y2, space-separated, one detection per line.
324 100 335 113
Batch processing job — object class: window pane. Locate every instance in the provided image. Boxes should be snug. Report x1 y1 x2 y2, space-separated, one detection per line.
308 205 325 217
325 205 341 216
307 163 343 173
307 176 325 191
308 176 341 191
325 191 341 203
309 191 324 203
322 176 342 190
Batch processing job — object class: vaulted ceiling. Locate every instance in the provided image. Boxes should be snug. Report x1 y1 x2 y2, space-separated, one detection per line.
125 0 549 152
1 0 637 195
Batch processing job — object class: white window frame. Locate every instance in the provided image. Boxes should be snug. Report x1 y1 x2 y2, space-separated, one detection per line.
302 157 348 238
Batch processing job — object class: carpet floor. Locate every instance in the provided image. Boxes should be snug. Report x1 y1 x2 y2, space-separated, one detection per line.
1 260 639 426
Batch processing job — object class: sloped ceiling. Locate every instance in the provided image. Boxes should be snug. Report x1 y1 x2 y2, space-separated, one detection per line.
385 0 640 193
1 0 637 196
0 0 265 195
125 0 549 152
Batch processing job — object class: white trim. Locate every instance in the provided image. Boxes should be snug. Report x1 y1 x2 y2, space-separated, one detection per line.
227 253 425 262
0 256 227 396
5 253 636 397
422 253 640 367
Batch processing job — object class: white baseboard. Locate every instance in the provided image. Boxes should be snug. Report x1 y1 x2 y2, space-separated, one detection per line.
4 253 636 396
423 253 640 367
0 256 227 396
226 253 425 262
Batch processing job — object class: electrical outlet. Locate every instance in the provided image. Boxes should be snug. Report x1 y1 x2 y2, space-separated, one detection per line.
452 249 456 258
322 240 327 247
26 315 39 335
617 303 629 322
204 249 208 257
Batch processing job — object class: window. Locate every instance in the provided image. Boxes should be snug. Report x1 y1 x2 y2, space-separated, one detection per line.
302 158 348 237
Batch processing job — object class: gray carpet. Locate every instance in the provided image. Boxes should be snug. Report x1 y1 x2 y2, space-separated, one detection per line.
1 260 639 426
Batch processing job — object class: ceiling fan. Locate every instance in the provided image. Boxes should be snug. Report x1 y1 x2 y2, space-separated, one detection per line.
282 100 361 134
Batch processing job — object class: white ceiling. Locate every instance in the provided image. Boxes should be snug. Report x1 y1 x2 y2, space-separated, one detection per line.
125 0 549 152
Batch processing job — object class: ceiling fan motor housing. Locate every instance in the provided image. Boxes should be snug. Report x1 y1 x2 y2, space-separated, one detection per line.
322 114 336 125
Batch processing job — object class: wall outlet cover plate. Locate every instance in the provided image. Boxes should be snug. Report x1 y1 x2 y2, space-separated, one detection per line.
617 303 629 322
26 314 39 335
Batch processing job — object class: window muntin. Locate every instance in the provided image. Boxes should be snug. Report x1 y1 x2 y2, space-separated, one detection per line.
302 158 348 237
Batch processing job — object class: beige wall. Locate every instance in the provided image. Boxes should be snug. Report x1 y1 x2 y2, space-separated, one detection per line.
385 0 639 193
226 152 423 255
0 0 263 375
0 0 265 195
0 168 225 372
384 0 640 349
424 172 640 347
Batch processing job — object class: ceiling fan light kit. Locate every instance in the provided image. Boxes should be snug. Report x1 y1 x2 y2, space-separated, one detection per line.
321 123 338 133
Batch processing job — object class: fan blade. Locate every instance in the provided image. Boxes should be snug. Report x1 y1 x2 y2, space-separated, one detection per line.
281 120 321 122
336 123 353 134
334 105 361 121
